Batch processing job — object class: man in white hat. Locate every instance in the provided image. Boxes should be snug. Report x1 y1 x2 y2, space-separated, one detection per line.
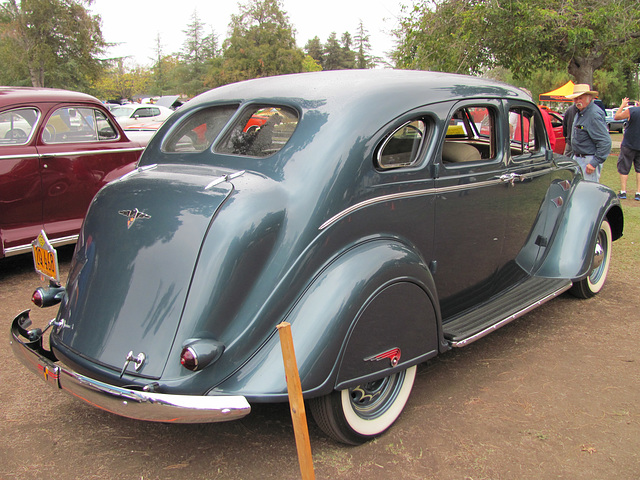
565 84 611 182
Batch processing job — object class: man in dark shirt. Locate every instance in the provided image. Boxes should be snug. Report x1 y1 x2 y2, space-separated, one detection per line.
562 104 578 156
565 84 611 182
614 97 640 200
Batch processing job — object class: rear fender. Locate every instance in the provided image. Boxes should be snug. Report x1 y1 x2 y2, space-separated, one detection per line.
535 181 623 279
209 239 440 401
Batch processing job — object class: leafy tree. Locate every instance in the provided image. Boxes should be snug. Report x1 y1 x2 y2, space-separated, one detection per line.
302 54 322 72
0 0 106 89
393 0 640 87
92 58 151 101
220 0 304 84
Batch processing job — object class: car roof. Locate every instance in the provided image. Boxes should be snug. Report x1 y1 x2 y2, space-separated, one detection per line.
189 70 530 111
0 86 102 107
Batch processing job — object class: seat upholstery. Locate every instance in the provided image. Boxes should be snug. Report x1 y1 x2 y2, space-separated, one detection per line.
442 142 481 163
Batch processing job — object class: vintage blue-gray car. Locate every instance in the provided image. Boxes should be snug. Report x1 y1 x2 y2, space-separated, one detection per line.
10 70 623 444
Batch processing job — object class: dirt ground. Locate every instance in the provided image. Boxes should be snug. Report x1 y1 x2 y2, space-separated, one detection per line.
1 235 639 480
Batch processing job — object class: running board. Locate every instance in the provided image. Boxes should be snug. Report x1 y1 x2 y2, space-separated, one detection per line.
443 277 572 348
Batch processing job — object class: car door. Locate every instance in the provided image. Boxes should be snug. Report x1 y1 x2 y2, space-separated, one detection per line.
36 104 143 241
433 100 510 319
502 102 556 276
0 107 43 254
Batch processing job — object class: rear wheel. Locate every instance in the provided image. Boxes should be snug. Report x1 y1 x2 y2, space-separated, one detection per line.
570 219 612 298
310 365 417 445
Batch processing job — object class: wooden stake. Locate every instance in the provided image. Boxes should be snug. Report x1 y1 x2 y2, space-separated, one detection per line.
277 321 315 480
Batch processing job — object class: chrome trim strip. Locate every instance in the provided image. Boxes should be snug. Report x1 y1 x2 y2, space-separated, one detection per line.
4 234 78 257
10 312 251 424
40 147 145 157
119 164 157 180
319 167 556 231
205 170 246 190
450 281 572 348
0 147 143 161
319 179 502 230
0 153 41 161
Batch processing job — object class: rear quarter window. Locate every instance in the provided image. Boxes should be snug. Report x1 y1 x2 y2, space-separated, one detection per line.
376 119 429 169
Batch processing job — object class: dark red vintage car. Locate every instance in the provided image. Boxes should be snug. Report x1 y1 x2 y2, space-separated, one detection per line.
0 87 150 258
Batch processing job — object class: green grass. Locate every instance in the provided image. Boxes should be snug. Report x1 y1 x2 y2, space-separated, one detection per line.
600 133 640 272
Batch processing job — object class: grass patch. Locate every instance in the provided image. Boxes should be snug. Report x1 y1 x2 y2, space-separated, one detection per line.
599 140 640 271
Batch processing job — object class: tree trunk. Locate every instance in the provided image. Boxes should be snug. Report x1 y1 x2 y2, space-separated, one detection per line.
568 54 605 86
28 64 44 87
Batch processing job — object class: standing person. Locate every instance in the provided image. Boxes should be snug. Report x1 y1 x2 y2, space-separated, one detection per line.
562 104 578 156
614 97 640 200
565 84 611 182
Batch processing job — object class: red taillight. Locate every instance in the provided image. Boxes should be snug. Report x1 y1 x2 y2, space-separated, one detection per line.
180 347 198 371
30 285 65 308
31 289 44 308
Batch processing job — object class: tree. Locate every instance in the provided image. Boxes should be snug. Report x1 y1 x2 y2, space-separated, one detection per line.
178 10 220 96
304 36 323 64
354 20 378 69
0 0 106 89
92 58 151 101
393 0 640 87
220 0 304 84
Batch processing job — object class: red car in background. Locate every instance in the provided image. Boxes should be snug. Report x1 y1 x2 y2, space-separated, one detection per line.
539 106 565 154
0 87 147 259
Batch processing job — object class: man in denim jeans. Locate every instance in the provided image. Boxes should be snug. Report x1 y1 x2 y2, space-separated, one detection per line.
565 84 611 182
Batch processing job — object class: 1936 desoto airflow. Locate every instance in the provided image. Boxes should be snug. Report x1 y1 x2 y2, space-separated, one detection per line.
10 71 623 444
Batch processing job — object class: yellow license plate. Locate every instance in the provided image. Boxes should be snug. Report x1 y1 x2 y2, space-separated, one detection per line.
31 231 59 282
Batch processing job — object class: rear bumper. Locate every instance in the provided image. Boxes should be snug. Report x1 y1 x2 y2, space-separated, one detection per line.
9 310 251 423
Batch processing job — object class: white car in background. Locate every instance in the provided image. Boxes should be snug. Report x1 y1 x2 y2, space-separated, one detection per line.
111 104 174 128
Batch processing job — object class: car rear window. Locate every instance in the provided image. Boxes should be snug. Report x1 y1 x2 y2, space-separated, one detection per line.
163 105 239 153
216 106 299 158
0 108 39 145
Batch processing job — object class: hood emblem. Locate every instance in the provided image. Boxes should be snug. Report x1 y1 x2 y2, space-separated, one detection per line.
118 208 151 229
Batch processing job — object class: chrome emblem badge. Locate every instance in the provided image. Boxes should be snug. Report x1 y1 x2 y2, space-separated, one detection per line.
364 347 402 367
118 208 151 229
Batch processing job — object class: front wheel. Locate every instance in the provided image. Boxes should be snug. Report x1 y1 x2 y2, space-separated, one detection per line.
309 365 417 445
570 219 612 298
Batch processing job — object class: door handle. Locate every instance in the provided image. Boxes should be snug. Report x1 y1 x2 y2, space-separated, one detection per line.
500 173 523 186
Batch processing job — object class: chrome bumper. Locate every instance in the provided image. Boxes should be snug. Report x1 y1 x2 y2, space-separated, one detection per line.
10 310 251 423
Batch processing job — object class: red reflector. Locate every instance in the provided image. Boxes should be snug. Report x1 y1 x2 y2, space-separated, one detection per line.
180 347 198 371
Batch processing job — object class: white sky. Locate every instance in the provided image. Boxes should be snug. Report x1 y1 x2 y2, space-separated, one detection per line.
88 0 404 67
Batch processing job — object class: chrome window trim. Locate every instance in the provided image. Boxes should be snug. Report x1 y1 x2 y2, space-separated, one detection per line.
0 107 41 145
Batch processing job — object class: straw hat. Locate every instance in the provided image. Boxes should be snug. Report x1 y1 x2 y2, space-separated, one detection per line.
566 84 599 99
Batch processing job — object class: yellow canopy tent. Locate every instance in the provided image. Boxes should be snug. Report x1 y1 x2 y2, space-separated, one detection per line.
539 81 574 102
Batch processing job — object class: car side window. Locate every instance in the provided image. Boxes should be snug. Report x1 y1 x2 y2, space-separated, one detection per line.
509 107 541 158
216 106 299 158
43 107 109 144
163 104 239 153
0 108 39 145
376 120 428 169
95 110 119 140
442 105 497 164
